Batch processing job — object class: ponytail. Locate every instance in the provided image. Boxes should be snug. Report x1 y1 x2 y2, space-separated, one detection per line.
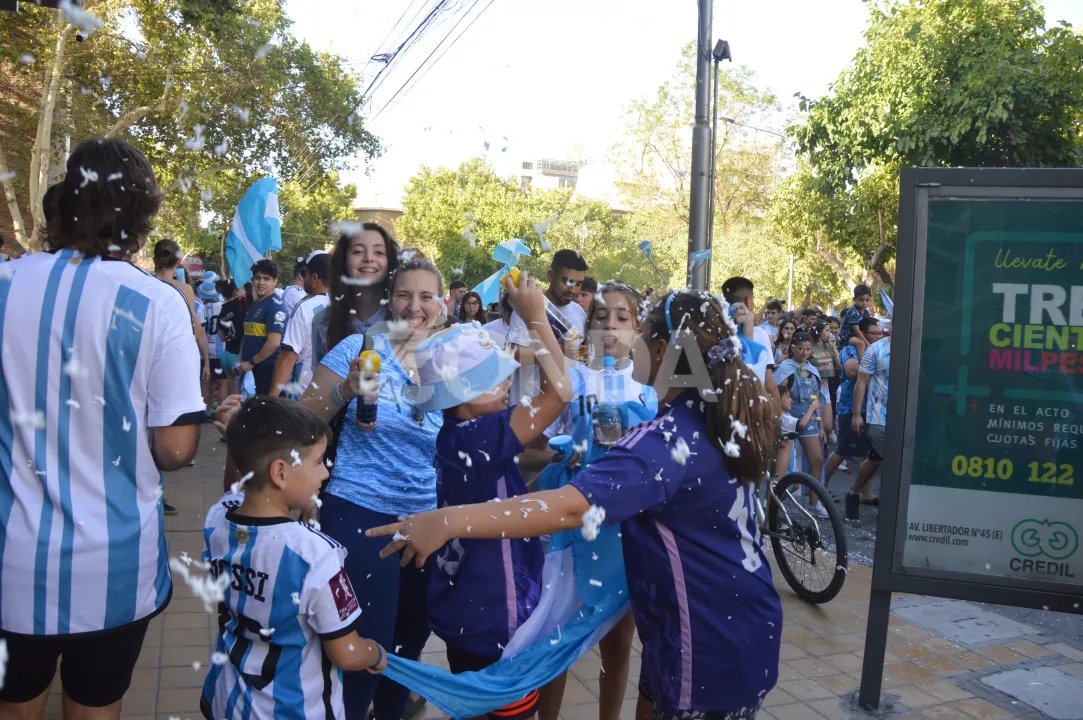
645 291 777 481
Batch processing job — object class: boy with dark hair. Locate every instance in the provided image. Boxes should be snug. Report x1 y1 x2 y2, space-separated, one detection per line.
506 250 589 401
446 279 468 316
759 299 784 339
283 256 308 317
576 276 598 312
237 259 284 394
720 276 779 399
838 284 874 355
800 307 820 330
272 251 332 397
202 397 386 719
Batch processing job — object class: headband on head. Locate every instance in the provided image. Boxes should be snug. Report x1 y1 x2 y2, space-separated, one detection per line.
664 292 678 335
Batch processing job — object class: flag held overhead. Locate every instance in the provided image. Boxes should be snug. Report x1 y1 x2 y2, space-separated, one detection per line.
225 178 281 286
472 238 533 307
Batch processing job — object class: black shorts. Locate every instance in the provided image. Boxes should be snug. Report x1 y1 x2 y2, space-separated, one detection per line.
637 674 761 720
209 357 223 377
0 617 151 707
446 646 538 720
833 413 869 459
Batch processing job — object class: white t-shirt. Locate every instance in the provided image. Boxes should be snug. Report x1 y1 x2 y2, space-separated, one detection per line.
202 493 362 720
202 300 223 359
282 293 331 392
747 325 776 385
0 251 204 634
506 300 587 404
481 317 509 349
282 284 306 318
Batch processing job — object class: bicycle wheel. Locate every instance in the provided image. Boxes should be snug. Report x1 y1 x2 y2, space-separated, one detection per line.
766 472 848 603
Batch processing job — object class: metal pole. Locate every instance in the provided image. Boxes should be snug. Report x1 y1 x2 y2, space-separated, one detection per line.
707 57 720 291
787 253 794 308
858 589 892 709
686 0 712 291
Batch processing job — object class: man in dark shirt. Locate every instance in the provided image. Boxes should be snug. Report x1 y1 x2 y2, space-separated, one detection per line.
236 260 284 395
217 280 249 393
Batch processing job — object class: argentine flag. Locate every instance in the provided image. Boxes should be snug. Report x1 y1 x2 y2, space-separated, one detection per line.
383 403 656 719
225 178 281 286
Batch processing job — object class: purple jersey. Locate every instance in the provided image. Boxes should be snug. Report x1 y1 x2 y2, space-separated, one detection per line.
429 409 543 657
570 393 782 713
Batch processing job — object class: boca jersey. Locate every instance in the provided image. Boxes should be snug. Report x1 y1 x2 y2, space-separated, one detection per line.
201 493 363 720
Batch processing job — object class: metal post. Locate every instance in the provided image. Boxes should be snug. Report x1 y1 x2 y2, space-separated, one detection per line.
707 57 720 291
858 589 892 709
787 253 794 308
686 0 712 291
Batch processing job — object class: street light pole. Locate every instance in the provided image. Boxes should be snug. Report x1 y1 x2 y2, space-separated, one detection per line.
707 39 731 292
686 0 712 291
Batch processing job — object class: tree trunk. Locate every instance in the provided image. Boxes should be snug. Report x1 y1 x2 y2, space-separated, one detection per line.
868 207 895 293
28 23 76 251
105 72 174 139
0 141 30 255
813 234 859 290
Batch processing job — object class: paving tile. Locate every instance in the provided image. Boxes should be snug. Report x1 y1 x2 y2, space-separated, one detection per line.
974 645 1025 665
891 663 935 683
944 698 1015 719
1001 639 1054 659
164 612 211 630
775 678 834 702
950 651 999 671
822 652 864 674
161 644 211 668
778 644 809 661
156 687 203 714
761 687 797 708
1060 663 1083 680
916 656 967 677
807 697 861 719
159 665 209 689
920 705 975 720
787 657 837 679
163 627 216 648
920 679 973 703
768 702 827 720
117 689 156 716
815 673 859 695
562 677 597 705
891 684 943 710
1048 643 1083 663
127 668 159 691
777 661 806 682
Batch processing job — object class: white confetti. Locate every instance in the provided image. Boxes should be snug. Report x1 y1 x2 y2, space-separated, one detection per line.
0 171 15 183
14 410 45 430
311 494 323 508
214 137 231 157
230 471 254 495
169 557 230 613
211 651 230 665
184 125 206 151
671 438 692 465
392 532 410 542
291 592 301 605
18 53 34 65
589 579 603 587
0 639 6 689
290 449 302 467
192 661 202 670
259 627 276 638
581 505 606 541
457 451 473 468
122 416 132 432
58 0 104 34
78 166 99 187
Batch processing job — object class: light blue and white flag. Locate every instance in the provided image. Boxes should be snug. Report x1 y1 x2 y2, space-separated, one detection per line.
225 178 281 286
472 238 532 307
383 403 656 719
879 288 894 317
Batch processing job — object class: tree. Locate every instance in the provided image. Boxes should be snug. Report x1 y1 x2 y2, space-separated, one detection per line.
0 0 380 257
793 0 1083 189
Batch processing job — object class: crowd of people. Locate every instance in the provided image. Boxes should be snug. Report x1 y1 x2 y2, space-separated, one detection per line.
0 136 893 720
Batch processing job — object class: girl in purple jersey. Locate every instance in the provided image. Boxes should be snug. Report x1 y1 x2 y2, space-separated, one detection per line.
370 290 783 720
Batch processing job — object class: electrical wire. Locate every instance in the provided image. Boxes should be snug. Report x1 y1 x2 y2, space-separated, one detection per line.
368 0 496 126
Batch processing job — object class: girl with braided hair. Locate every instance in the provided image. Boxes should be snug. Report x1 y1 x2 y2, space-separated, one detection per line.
370 290 782 720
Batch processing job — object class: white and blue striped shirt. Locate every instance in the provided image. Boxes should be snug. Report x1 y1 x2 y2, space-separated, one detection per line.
859 338 891 426
0 250 204 635
201 493 363 720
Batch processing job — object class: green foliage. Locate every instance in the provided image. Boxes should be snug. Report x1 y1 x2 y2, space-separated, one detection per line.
0 0 378 262
396 159 657 291
792 0 1083 187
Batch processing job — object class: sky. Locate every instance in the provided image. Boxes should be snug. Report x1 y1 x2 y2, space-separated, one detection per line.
284 0 1083 209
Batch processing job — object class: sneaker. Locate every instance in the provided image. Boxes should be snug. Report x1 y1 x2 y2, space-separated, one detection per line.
845 493 860 520
839 460 850 472
810 502 829 519
828 431 837 443
163 502 179 516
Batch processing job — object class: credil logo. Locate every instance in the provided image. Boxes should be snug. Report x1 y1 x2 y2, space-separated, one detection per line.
1010 519 1078 560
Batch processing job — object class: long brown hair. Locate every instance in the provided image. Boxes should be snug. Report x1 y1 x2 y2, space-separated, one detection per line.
457 291 484 323
644 291 777 481
326 223 400 351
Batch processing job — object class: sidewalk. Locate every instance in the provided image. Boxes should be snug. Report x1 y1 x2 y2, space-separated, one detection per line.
42 425 1083 720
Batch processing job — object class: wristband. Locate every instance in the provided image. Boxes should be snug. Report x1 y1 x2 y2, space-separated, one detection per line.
370 643 385 669
331 381 349 409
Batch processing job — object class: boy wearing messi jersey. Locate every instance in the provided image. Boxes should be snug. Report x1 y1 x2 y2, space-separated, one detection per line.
202 397 386 720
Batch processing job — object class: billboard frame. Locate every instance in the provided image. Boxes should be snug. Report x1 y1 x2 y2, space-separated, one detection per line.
858 167 1083 709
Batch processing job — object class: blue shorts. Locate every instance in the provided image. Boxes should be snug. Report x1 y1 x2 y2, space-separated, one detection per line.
220 350 238 377
788 404 821 438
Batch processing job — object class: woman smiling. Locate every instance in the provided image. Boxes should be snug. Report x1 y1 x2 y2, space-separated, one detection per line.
300 257 447 720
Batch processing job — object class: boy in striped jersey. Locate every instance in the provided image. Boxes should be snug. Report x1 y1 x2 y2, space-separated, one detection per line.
202 397 386 720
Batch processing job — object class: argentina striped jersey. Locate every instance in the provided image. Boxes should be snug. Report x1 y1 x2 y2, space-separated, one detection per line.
0 250 204 635
544 362 658 442
201 493 363 720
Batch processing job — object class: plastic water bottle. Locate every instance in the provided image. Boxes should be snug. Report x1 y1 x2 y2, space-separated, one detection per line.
356 350 380 430
594 356 622 447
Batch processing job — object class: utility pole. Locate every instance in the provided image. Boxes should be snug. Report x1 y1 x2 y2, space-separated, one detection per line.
707 39 731 292
686 0 712 291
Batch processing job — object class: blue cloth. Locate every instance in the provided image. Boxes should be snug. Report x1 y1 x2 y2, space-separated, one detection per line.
860 338 891 426
472 239 532 307
320 333 443 516
225 178 282 287
879 289 894 317
838 304 870 344
381 403 656 719
321 495 430 720
758 321 778 338
241 294 286 367
570 393 782 713
429 409 542 656
835 345 865 416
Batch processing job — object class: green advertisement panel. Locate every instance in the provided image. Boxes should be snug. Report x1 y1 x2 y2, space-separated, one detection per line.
902 197 1083 587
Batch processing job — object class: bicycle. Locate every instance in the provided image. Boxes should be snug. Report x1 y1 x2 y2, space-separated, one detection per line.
758 431 848 604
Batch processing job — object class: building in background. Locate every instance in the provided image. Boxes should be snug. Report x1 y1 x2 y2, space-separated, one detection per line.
518 158 587 192
355 206 403 234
